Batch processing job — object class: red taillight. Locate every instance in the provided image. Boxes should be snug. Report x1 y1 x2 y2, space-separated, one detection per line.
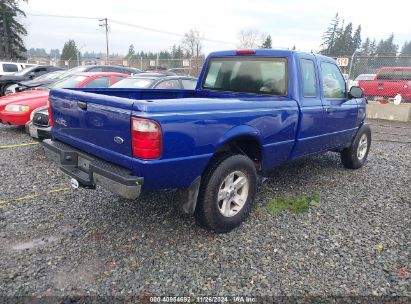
131 117 162 159
236 49 256 55
47 98 54 127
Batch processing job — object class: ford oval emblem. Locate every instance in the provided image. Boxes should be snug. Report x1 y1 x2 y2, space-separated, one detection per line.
114 136 124 144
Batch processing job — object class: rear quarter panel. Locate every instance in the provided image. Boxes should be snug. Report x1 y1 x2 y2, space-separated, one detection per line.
131 96 299 190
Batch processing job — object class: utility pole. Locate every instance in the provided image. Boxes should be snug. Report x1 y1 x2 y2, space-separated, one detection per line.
99 18 109 64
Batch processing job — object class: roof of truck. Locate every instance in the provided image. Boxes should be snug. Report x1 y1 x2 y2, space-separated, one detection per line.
208 49 333 61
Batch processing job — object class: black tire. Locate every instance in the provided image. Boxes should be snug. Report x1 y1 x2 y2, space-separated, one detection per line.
341 124 371 169
195 153 257 233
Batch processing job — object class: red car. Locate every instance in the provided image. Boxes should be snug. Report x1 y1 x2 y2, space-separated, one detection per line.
359 67 411 102
0 72 127 126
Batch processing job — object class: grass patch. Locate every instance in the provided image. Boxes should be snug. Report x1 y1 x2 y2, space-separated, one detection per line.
260 193 320 216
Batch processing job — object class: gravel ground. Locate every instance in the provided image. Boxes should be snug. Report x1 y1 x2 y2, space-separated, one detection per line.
0 120 410 300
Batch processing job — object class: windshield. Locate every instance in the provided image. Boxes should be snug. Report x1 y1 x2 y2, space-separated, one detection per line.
49 75 88 89
110 77 155 88
32 71 64 81
13 66 36 76
203 57 288 95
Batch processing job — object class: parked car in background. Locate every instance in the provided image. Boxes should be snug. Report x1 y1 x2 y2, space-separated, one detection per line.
59 65 141 77
43 49 370 232
0 65 63 96
359 67 411 102
0 72 128 128
0 62 35 76
351 74 376 87
111 73 198 90
5 70 66 95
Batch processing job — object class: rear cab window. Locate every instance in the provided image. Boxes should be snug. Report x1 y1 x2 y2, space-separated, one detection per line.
202 57 288 95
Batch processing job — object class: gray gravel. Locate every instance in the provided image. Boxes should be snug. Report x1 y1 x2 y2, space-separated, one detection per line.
0 120 410 299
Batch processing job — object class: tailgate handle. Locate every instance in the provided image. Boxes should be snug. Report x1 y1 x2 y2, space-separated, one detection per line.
78 101 87 110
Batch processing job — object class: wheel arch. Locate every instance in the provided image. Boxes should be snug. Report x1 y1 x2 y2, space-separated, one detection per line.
212 125 264 169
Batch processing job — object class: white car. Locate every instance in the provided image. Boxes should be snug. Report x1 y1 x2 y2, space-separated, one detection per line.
351 74 376 87
0 62 35 76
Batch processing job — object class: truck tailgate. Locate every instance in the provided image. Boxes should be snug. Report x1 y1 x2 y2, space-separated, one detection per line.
50 89 135 169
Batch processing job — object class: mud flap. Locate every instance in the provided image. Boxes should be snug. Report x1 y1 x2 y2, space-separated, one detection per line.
176 176 201 215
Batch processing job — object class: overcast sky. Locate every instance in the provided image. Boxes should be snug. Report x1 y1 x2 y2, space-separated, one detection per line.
21 0 410 56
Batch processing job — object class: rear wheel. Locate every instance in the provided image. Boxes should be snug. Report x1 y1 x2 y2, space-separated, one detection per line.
341 124 371 169
195 153 257 233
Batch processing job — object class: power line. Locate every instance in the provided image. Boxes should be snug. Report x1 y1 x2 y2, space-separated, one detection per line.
27 13 99 20
26 12 236 46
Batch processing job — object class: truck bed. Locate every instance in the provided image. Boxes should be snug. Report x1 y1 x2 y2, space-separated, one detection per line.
49 87 299 189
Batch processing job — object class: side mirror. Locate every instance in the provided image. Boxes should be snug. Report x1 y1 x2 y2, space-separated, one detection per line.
28 72 36 79
348 86 364 99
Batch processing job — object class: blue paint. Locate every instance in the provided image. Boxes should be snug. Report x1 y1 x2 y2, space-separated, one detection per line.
49 49 366 190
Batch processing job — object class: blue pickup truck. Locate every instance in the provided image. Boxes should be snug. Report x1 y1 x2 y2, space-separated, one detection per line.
43 49 371 232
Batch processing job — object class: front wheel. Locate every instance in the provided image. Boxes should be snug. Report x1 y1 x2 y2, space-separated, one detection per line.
340 124 371 169
195 153 257 233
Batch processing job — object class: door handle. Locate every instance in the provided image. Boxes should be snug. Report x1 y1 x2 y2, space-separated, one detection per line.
326 107 335 113
78 101 87 110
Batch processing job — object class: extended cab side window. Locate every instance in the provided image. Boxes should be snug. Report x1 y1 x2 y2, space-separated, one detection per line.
320 62 346 99
300 59 317 97
203 57 287 95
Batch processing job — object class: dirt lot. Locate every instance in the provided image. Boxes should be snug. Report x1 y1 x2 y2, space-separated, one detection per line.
0 120 410 300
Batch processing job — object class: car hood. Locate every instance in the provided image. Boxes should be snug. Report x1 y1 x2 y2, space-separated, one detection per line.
0 89 49 110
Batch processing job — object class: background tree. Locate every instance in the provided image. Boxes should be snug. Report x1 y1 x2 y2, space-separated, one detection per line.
237 29 261 48
261 35 272 49
182 28 203 58
50 48 60 59
375 34 398 67
60 40 79 68
320 13 340 55
125 44 136 60
0 0 28 59
397 41 411 66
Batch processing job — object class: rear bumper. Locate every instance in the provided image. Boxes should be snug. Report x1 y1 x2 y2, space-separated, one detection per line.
42 139 143 199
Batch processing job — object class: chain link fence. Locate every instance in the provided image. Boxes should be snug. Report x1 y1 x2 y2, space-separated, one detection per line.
332 55 411 103
3 55 411 102
1 57 206 77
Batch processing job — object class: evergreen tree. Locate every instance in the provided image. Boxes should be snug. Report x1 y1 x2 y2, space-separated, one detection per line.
375 34 398 67
125 44 135 60
0 0 28 59
320 13 340 55
400 41 411 55
352 25 362 52
60 40 78 61
333 22 353 55
360 37 370 55
261 35 272 49
398 41 411 66
376 34 398 55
